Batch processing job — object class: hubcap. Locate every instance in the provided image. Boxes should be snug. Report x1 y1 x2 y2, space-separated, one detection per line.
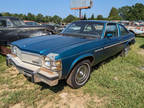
124 46 129 55
75 63 90 85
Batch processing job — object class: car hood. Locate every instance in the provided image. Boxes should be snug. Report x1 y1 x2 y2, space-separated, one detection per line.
12 35 92 55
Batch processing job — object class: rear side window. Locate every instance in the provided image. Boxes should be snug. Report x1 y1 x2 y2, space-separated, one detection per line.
105 23 118 37
119 25 129 36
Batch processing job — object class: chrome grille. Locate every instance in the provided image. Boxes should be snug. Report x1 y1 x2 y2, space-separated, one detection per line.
16 49 42 66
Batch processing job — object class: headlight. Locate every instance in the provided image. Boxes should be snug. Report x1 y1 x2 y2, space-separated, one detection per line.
39 32 47 36
31 32 47 37
43 53 62 71
44 57 51 68
51 60 62 71
11 45 17 55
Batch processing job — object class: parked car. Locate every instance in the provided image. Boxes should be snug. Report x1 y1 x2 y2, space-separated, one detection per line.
127 26 144 35
6 20 135 88
24 20 40 26
0 16 56 54
119 21 144 35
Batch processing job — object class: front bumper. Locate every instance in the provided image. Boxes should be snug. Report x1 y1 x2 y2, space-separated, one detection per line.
6 54 59 86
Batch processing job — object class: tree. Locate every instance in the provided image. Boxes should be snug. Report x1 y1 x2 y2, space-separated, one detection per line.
18 14 25 20
119 3 144 21
36 13 43 22
90 14 95 20
108 7 121 20
0 13 2 16
119 6 132 20
134 3 144 20
52 15 62 24
97 15 103 20
83 14 87 20
1 12 11 16
27 13 35 21
43 16 50 22
63 15 78 23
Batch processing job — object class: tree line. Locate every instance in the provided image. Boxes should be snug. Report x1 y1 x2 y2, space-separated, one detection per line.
84 3 144 21
0 3 144 24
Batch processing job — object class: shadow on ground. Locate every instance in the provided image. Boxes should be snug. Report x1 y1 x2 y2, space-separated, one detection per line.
25 76 67 93
136 35 144 38
37 80 67 93
30 53 122 93
140 44 144 49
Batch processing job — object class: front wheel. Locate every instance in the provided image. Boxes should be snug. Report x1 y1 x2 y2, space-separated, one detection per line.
67 60 91 89
120 45 130 57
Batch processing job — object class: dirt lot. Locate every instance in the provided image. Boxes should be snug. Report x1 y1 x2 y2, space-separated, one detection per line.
0 37 144 108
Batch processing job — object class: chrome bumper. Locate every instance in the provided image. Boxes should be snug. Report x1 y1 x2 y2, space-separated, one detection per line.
6 54 59 86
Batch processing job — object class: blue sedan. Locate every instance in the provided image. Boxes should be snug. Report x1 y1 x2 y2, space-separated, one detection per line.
7 20 135 88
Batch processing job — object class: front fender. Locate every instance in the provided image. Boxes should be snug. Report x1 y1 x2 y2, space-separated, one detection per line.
68 53 94 75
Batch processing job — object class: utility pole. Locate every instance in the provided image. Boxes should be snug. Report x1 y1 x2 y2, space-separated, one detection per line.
79 9 82 19
70 0 93 19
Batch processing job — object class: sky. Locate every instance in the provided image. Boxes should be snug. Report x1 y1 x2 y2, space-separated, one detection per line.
0 0 144 18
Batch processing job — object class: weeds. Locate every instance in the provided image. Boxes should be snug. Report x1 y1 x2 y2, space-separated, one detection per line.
0 37 144 108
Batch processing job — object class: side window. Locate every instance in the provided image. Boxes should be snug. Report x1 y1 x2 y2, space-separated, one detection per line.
0 20 7 27
65 23 81 33
119 25 129 36
83 23 104 36
7 20 13 27
83 24 92 32
105 23 118 37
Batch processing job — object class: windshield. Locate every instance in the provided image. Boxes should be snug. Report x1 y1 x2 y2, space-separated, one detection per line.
11 19 26 27
62 22 104 38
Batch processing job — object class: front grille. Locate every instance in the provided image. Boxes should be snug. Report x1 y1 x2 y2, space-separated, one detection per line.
16 49 42 66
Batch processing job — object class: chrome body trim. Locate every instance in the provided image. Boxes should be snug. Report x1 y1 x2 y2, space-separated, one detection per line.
16 49 43 66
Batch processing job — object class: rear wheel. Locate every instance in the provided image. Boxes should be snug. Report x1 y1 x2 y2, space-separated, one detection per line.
120 45 130 57
67 60 91 89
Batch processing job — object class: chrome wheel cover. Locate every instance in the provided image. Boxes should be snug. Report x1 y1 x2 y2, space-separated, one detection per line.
75 63 90 85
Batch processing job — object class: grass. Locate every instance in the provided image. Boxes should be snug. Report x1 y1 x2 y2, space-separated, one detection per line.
83 37 144 108
0 55 5 63
0 37 144 108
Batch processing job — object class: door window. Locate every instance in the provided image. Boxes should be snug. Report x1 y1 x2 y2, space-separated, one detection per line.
7 20 13 27
105 23 118 37
119 25 129 36
0 20 7 27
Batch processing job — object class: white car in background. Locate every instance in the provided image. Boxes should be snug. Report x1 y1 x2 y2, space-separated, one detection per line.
127 26 144 35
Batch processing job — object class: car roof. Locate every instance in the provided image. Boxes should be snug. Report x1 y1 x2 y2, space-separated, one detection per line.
0 16 20 20
73 20 117 24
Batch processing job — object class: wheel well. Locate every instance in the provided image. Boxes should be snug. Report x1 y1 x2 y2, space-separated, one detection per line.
66 56 94 79
128 39 135 46
78 56 94 64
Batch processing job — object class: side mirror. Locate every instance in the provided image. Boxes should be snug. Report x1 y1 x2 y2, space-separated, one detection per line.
106 33 112 38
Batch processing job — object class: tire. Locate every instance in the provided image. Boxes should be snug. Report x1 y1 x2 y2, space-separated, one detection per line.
120 45 130 57
67 60 91 89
